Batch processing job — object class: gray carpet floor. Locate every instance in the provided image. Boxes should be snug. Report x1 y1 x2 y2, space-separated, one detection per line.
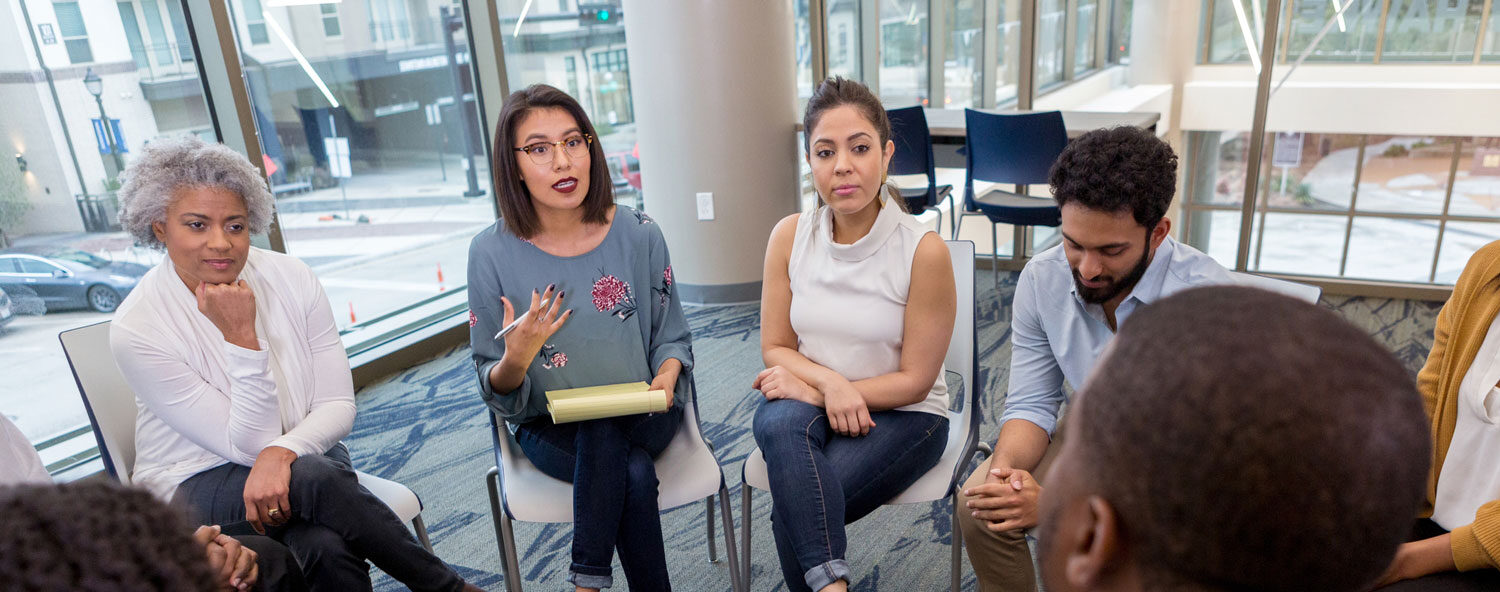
347 269 1441 591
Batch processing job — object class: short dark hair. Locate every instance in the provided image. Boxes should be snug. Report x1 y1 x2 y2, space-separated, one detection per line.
1074 286 1429 592
1049 126 1177 228
491 84 613 239
0 481 218 591
803 77 905 211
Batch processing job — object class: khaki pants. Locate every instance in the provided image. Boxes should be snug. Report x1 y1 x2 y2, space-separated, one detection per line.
957 425 1063 592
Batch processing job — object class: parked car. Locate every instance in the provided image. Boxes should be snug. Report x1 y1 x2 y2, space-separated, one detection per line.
0 248 149 313
0 287 13 330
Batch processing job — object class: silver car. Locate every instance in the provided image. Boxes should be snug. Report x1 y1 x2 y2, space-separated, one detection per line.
0 249 149 313
0 287 13 330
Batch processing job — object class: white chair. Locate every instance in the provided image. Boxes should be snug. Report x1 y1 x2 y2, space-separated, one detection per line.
483 376 744 592
58 321 434 552
1230 271 1322 304
738 240 989 592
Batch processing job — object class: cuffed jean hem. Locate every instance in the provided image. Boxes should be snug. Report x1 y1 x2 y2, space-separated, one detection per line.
804 559 851 591
569 570 613 589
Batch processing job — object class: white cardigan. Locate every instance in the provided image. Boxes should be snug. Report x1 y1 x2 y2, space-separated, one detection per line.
110 247 355 501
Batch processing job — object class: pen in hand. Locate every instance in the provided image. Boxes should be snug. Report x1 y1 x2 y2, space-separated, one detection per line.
493 296 553 340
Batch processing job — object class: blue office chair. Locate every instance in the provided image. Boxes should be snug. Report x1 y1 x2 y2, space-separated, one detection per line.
888 106 954 237
956 109 1069 273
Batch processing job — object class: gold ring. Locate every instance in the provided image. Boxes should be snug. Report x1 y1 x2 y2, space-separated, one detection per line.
267 508 282 517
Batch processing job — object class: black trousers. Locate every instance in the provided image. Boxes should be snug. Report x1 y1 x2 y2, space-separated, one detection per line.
234 535 309 592
174 444 462 592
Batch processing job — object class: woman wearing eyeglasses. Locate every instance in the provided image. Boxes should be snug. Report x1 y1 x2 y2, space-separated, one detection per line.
467 84 691 591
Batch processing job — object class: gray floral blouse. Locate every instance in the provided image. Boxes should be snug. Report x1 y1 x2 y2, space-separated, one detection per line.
466 205 693 426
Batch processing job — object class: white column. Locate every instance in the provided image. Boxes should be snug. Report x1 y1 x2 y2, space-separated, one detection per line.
623 0 800 304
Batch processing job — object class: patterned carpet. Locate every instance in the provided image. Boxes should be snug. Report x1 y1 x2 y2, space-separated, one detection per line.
348 270 1443 591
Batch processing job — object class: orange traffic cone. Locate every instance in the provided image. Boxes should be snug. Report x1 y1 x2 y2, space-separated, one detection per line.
348 301 357 324
437 263 446 292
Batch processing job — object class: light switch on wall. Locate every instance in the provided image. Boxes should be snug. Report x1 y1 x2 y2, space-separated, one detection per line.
696 192 715 221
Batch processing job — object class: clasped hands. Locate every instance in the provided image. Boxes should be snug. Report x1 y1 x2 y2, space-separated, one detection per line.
753 365 875 437
193 524 258 592
964 466 1043 532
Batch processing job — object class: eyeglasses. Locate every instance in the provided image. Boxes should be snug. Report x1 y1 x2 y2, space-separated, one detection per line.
514 134 593 165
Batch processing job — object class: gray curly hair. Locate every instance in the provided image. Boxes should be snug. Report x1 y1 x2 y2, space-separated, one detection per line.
117 136 274 249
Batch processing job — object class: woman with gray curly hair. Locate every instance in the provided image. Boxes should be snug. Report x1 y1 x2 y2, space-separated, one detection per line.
108 137 480 592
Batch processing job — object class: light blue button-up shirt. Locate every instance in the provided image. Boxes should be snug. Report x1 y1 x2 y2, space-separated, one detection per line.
1000 236 1232 435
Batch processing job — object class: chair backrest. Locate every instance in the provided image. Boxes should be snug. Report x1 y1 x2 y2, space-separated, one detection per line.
1230 271 1322 304
887 106 939 207
963 109 1068 205
58 321 136 483
945 241 980 471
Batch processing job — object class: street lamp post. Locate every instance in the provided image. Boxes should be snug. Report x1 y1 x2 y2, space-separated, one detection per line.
83 68 125 174
441 6 484 198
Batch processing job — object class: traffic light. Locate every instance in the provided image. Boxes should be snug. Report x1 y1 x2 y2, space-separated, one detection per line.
578 2 622 26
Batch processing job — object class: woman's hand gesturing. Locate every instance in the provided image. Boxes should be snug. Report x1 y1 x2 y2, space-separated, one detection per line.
500 285 572 364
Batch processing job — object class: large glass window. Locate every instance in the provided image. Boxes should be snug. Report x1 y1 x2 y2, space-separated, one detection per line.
228 0 493 342
795 0 815 100
240 0 270 45
1206 0 1493 62
1285 0 1383 62
997 0 1022 104
1037 0 1068 88
1183 132 1500 285
1486 5 1500 60
1381 0 1485 62
943 0 984 108
54 2 95 64
499 0 641 211
118 2 152 68
1110 0 1133 61
1206 0 1265 63
1 0 214 470
1075 0 1100 74
321 4 342 37
162 0 194 62
880 0 930 107
139 0 176 67
829 0 864 79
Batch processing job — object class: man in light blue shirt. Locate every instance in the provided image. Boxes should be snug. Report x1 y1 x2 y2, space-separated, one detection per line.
957 127 1232 591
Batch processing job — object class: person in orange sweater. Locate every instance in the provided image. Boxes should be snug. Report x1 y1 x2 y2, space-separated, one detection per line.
1377 241 1500 590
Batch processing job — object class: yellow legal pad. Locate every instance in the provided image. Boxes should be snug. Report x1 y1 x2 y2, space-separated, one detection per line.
545 381 669 424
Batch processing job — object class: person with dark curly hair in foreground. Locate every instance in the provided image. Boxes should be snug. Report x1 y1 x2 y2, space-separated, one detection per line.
0 481 221 591
2 416 307 591
1036 286 1430 592
957 126 1234 591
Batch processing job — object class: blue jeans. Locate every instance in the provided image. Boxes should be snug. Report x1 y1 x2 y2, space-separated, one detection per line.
514 406 683 590
173 444 463 592
753 399 949 592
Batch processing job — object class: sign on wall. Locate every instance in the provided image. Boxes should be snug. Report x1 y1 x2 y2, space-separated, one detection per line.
1272 132 1304 168
38 24 56 45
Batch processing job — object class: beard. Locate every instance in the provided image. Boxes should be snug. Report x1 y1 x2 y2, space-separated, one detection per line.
1071 236 1153 305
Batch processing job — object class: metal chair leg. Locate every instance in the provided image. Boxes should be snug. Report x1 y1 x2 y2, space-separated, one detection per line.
707 497 718 562
952 493 964 592
719 484 744 592
486 466 523 592
991 223 1001 284
947 194 957 238
412 514 433 553
740 484 754 591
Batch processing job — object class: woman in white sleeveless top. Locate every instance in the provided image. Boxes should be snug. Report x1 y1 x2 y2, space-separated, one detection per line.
752 78 956 592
